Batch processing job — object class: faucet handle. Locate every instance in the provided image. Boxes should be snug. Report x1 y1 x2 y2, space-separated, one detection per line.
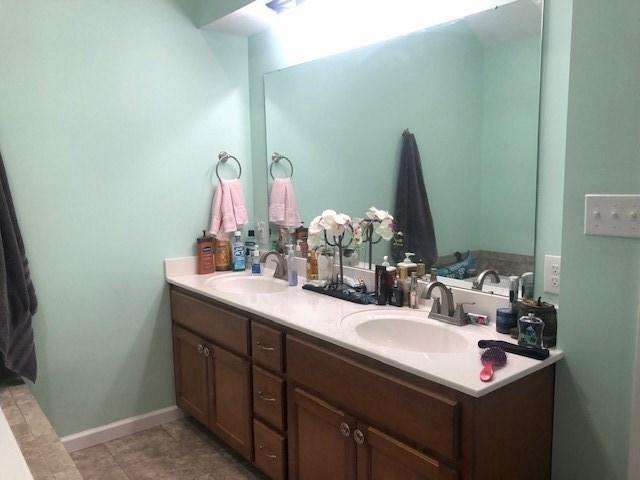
430 297 441 314
454 302 476 321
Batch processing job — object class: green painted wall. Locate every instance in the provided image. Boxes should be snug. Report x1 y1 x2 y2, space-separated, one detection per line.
0 0 251 436
478 37 541 256
552 0 640 477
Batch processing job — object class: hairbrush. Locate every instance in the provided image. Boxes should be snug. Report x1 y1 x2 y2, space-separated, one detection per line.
480 347 507 382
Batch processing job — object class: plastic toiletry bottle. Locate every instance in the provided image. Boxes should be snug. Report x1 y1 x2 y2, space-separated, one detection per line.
244 229 257 269
251 247 262 275
232 231 246 271
287 244 298 286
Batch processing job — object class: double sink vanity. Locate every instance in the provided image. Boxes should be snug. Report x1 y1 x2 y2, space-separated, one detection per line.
165 257 562 480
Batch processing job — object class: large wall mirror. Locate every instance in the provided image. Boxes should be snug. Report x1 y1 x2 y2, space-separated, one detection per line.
263 0 543 293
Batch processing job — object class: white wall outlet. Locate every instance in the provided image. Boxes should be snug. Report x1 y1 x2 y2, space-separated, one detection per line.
544 255 561 294
585 194 640 238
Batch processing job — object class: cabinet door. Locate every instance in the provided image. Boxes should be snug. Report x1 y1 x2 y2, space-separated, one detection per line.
210 345 253 461
173 326 210 425
356 423 457 480
289 388 357 480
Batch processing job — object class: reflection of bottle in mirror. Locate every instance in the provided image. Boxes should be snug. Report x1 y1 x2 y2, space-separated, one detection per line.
317 244 334 283
409 272 418 309
306 248 318 280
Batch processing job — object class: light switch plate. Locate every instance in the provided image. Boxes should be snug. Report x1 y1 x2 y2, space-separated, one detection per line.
544 255 561 294
584 194 640 238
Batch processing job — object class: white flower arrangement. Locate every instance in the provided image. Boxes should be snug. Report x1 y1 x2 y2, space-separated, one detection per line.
363 207 395 241
308 209 360 249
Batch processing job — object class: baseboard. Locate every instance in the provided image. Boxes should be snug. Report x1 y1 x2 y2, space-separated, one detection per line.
61 406 184 453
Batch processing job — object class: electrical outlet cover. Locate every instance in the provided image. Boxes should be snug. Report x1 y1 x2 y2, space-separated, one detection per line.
544 255 561 294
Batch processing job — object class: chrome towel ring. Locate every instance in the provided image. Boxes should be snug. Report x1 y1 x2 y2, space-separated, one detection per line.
216 151 242 182
270 152 294 180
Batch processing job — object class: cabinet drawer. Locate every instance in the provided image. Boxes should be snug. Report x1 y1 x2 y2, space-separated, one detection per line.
254 419 286 480
251 321 284 373
171 290 248 355
253 366 285 431
287 336 460 461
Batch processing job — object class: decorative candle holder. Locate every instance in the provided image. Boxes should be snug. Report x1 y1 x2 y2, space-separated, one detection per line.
360 218 384 270
323 225 354 285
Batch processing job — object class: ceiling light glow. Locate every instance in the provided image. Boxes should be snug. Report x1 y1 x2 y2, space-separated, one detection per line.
272 0 516 65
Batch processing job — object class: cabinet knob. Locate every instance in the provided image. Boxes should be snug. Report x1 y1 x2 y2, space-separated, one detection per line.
197 344 204 354
258 444 277 459
203 346 211 357
353 429 365 445
256 341 275 352
339 422 351 437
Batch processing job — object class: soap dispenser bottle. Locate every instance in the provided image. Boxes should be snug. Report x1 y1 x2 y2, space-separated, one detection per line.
251 247 262 275
287 244 298 286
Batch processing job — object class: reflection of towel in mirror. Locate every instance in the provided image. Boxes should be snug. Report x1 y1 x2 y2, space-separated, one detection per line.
269 178 301 228
209 179 248 239
0 152 38 382
392 129 438 266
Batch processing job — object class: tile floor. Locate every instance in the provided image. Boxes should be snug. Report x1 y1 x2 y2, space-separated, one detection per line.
70 417 267 480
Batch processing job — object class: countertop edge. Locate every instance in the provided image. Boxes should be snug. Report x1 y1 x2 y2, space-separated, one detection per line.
166 274 564 398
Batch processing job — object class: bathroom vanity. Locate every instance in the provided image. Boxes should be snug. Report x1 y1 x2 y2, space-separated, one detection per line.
167 261 562 480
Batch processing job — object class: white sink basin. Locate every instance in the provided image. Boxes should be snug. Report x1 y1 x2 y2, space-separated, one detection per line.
343 310 469 353
206 274 288 295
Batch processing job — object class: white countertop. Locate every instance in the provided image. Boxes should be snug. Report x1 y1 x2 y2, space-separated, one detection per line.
0 407 33 480
165 257 563 398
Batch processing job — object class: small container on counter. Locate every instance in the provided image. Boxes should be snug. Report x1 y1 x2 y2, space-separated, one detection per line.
518 313 545 348
214 238 231 271
251 247 262 275
517 297 558 348
496 307 518 334
196 231 215 274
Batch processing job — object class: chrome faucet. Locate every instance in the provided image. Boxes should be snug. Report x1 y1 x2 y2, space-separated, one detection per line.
425 281 455 318
473 269 500 291
260 251 288 281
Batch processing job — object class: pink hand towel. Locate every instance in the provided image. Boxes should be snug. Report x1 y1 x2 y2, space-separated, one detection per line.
226 179 248 227
269 178 301 227
209 182 234 239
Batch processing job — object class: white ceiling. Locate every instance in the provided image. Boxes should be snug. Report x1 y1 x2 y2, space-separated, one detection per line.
204 0 543 45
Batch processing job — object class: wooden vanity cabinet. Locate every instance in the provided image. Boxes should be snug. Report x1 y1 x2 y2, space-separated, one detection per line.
171 290 253 461
172 325 211 426
170 286 555 480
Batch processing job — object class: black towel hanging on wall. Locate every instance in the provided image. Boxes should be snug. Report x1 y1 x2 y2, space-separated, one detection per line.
0 150 38 382
391 129 438 266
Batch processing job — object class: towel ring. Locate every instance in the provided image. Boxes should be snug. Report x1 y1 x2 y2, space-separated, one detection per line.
216 151 242 182
270 152 294 180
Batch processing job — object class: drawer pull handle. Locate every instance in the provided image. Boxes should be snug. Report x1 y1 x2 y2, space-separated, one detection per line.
256 341 275 352
203 346 211 357
197 344 204 354
339 422 351 437
258 444 278 459
353 429 365 445
257 391 277 402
